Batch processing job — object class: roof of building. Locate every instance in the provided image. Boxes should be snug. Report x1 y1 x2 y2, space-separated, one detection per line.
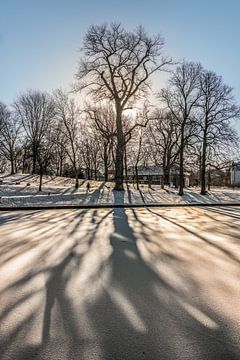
127 165 180 176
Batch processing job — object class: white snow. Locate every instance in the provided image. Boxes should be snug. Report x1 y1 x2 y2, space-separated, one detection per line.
0 173 240 207
0 206 239 359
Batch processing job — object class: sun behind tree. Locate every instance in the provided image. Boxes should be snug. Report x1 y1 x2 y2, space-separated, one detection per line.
75 23 172 190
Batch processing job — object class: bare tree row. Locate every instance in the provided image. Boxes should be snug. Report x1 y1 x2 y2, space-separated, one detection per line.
0 23 239 195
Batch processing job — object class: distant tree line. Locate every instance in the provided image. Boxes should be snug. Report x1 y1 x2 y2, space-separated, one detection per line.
0 23 239 195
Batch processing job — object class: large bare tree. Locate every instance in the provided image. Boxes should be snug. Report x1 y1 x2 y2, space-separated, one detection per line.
14 90 55 174
85 103 116 182
198 70 240 194
76 23 172 190
53 89 82 188
0 103 21 174
148 110 180 188
161 62 202 195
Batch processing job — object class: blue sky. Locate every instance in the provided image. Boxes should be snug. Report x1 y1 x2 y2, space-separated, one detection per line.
0 0 240 110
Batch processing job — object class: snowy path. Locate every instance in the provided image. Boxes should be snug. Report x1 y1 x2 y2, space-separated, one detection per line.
0 206 239 359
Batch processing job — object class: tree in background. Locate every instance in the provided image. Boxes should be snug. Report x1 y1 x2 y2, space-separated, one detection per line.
147 109 180 188
198 70 240 194
127 126 147 190
161 62 202 195
85 103 116 182
0 102 21 174
14 90 55 174
53 89 82 189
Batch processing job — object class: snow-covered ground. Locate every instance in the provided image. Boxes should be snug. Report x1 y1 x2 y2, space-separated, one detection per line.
0 207 239 359
0 173 240 207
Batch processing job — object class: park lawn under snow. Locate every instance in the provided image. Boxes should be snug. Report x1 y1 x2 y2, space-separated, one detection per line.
0 206 239 359
0 173 240 207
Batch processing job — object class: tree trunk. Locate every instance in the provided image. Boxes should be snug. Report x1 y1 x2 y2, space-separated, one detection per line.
200 130 207 195
208 167 211 191
161 164 165 189
161 175 164 189
161 153 167 189
103 143 109 182
75 169 79 189
148 176 152 189
39 166 43 191
87 168 90 180
198 153 201 187
165 160 170 186
114 107 124 191
135 165 139 190
104 161 108 182
22 147 27 174
32 144 37 174
178 136 184 196
59 158 63 177
124 145 128 184
10 156 15 175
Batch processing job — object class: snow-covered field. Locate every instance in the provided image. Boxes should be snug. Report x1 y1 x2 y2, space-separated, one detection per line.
0 206 239 359
0 173 240 207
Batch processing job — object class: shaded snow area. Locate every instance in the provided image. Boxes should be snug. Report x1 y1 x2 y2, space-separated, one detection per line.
0 173 240 207
0 207 239 359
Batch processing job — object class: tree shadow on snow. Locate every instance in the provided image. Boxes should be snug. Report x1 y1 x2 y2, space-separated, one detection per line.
0 200 239 360
83 192 239 360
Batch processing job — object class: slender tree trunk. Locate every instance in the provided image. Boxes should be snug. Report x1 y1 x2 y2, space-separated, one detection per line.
59 154 63 177
135 165 139 190
114 107 124 191
87 168 90 180
200 130 207 195
124 145 128 184
75 168 79 189
39 165 43 191
178 135 184 196
22 147 27 174
32 144 37 174
59 161 63 177
199 153 201 187
22 155 25 174
208 167 211 191
148 176 152 189
56 162 59 176
103 143 109 182
161 153 167 189
104 161 108 182
10 156 15 175
165 158 171 186
161 164 165 189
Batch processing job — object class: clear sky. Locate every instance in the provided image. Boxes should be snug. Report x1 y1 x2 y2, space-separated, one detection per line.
0 0 240 111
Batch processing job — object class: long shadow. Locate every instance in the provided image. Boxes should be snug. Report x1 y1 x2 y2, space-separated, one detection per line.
0 180 104 208
126 183 133 204
0 174 35 181
42 248 80 346
202 206 240 220
183 190 219 204
61 180 87 195
1 204 239 360
85 192 238 360
0 208 101 359
67 183 106 236
138 188 147 204
0 210 43 225
43 176 57 185
148 208 240 265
